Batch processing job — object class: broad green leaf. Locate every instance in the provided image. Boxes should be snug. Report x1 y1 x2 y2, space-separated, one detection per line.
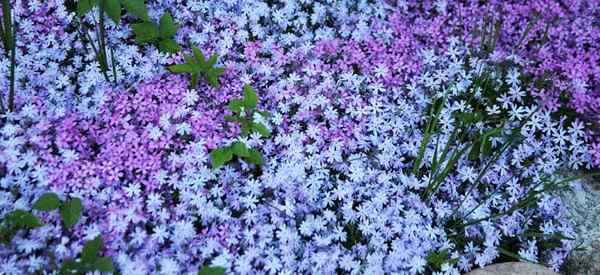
122 0 149 20
243 84 257 109
94 257 115 272
60 259 83 275
132 22 159 44
231 142 250 157
8 210 43 228
224 115 238 122
103 0 121 24
77 0 98 17
168 64 194 73
159 12 178 38
82 235 103 263
159 39 181 53
252 123 270 138
228 99 243 113
60 198 83 228
198 266 226 275
32 192 61 212
210 147 233 169
246 149 264 165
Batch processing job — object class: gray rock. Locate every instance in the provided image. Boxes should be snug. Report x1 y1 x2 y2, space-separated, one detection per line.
561 178 600 274
466 262 558 275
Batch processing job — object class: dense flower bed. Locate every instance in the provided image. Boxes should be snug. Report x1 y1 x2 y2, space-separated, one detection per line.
0 0 598 274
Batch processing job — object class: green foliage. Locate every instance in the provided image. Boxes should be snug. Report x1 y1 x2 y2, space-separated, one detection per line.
427 249 459 270
0 0 16 113
60 236 115 274
60 198 83 228
122 0 149 21
210 85 270 169
33 193 62 212
168 46 225 88
198 266 226 275
132 11 180 53
0 210 43 244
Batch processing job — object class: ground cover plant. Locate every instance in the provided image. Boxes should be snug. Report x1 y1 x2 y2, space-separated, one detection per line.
0 0 599 274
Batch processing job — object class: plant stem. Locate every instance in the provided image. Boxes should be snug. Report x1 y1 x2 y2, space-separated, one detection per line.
8 18 15 112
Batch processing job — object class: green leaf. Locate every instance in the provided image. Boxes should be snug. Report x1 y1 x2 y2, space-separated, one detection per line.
32 192 61 212
190 73 199 89
132 22 159 44
60 198 83 228
168 63 194 73
159 12 178 38
60 259 83 275
231 142 250 157
103 0 121 24
252 123 270 138
122 0 149 20
8 210 43 229
228 99 243 113
192 47 206 68
207 53 218 68
246 149 264 165
159 39 181 53
198 266 226 275
77 0 98 17
94 256 114 272
243 84 257 109
224 115 238 122
210 147 233 169
207 73 220 88
82 235 103 263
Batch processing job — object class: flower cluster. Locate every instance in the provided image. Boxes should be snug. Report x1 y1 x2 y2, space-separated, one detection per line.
0 0 598 274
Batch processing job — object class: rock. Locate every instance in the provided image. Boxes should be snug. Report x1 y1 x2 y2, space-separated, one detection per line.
466 262 558 275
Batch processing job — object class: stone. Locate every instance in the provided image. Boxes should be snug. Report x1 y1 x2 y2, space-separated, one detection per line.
466 262 558 275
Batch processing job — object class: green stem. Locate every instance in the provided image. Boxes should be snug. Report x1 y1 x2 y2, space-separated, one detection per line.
8 18 14 112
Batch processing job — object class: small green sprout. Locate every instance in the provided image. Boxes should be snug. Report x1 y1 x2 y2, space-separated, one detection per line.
210 85 271 169
168 46 226 88
60 235 115 274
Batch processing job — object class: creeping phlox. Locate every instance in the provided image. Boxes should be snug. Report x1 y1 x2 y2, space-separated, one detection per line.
0 0 599 274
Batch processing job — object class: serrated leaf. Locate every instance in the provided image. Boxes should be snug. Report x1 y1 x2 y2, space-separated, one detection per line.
132 22 159 44
159 12 178 38
77 0 98 17
243 84 257 109
103 0 121 24
210 147 233 169
94 257 115 272
122 0 148 20
168 63 194 73
159 39 181 53
60 198 83 228
246 149 264 165
231 142 250 157
9 210 43 229
82 235 103 263
252 123 270 138
33 192 61 212
198 266 226 275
